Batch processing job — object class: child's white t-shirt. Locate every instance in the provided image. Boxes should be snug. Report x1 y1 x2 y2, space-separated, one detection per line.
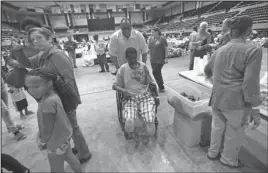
9 86 26 102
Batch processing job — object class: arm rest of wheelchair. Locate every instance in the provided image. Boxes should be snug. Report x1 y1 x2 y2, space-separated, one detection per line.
154 97 160 107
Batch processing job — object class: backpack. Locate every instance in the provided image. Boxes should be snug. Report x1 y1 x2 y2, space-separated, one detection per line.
41 48 80 112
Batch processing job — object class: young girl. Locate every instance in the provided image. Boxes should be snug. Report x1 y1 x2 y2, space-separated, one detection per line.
8 86 33 119
25 68 82 173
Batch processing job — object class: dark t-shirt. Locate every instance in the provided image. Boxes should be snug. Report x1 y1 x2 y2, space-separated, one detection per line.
149 36 167 64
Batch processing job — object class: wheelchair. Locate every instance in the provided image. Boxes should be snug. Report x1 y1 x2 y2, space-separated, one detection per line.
116 83 160 141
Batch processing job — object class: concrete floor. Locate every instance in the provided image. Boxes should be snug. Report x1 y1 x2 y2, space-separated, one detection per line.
2 49 268 172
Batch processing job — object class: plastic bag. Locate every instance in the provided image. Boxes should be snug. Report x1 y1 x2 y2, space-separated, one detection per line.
194 56 208 76
260 72 267 86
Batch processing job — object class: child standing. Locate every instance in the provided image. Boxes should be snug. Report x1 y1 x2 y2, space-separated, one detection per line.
25 68 82 173
8 86 34 119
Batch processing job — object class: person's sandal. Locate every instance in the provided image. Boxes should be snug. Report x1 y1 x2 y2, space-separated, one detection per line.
219 159 244 169
8 124 24 133
207 154 221 161
14 132 26 141
25 110 34 116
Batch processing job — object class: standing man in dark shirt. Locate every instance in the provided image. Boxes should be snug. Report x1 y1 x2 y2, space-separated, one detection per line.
148 28 168 92
65 36 78 68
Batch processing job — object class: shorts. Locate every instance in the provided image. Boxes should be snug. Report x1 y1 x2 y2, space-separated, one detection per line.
13 99 28 112
123 92 156 123
47 139 71 155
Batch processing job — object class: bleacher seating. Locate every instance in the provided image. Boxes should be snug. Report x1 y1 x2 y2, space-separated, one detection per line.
234 1 263 9
210 1 241 12
191 3 217 17
237 5 268 23
183 18 203 28
203 11 239 26
165 21 190 31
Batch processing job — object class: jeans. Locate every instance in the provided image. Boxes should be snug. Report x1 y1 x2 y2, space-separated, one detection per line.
1 84 18 133
151 63 164 90
97 54 109 72
208 108 248 166
66 110 91 159
1 153 29 173
68 51 76 67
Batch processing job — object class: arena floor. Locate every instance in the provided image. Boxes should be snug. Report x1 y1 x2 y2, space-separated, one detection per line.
1 48 267 172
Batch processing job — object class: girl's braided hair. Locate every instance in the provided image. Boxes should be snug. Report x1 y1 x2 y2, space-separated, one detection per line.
27 68 58 82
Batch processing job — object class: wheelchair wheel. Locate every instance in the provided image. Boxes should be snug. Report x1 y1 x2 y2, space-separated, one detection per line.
116 92 124 130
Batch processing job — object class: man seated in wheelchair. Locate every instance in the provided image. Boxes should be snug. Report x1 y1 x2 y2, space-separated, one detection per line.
112 47 158 137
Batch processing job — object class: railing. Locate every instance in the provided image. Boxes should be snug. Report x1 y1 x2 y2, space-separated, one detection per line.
231 1 243 10
205 1 222 15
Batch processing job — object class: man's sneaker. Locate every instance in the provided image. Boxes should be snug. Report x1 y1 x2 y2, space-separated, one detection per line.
13 132 26 141
207 154 221 161
219 159 244 169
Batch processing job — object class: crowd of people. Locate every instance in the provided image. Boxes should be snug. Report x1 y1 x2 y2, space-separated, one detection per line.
1 14 267 172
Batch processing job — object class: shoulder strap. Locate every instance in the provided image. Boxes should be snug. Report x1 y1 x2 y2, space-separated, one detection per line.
42 47 72 78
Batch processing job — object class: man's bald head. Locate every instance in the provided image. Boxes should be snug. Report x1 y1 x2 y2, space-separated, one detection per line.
120 18 132 39
120 18 131 25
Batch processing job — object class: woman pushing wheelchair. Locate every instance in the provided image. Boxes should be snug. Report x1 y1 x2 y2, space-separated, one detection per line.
112 47 159 139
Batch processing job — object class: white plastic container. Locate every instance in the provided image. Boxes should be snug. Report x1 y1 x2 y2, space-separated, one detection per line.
168 84 211 120
168 84 212 147
173 113 202 147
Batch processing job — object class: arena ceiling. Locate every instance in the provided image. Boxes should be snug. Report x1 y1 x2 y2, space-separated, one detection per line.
6 1 169 10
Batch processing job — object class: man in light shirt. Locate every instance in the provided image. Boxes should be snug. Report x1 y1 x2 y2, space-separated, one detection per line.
108 18 148 71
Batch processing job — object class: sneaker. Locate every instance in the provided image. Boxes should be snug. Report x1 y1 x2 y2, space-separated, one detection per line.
207 154 221 161
25 110 34 116
99 70 105 73
20 114 27 120
14 132 26 141
219 159 244 169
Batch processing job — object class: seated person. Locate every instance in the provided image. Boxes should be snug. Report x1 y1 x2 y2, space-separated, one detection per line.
112 47 158 137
